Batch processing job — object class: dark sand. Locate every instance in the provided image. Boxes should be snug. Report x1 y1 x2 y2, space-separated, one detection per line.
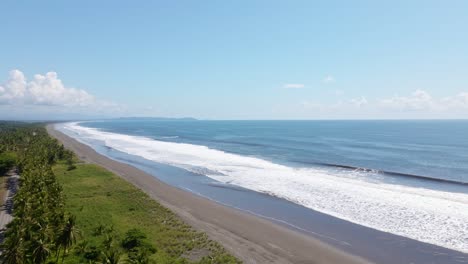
47 125 369 264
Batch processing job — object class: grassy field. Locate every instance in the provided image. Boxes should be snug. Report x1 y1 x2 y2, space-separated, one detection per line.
54 162 240 263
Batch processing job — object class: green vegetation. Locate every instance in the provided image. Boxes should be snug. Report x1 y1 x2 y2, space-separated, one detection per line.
0 152 16 175
0 122 240 264
54 162 239 263
0 122 76 263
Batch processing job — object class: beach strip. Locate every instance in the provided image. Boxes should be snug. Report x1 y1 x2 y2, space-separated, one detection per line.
46 124 369 264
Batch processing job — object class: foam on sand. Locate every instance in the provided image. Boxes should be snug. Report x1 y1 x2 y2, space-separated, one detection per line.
60 122 468 253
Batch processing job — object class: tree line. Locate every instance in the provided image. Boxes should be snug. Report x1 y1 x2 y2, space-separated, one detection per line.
0 122 159 263
0 122 77 263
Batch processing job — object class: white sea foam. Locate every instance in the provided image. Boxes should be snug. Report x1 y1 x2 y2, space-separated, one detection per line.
60 122 468 253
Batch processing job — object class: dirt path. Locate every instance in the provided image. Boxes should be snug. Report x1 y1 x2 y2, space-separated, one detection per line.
0 169 19 243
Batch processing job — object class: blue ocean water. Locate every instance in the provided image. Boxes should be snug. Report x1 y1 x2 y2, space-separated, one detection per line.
81 119 468 184
58 119 468 254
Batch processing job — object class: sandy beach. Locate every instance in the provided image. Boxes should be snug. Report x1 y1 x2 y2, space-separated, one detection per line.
46 125 370 264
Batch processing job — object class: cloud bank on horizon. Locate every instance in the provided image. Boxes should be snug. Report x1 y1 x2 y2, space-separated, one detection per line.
300 89 468 115
0 70 94 107
1 69 467 120
0 70 122 119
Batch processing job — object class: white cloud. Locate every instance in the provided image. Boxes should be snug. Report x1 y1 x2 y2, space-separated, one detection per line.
283 83 305 89
378 89 468 111
0 70 27 102
0 69 95 107
299 89 468 119
349 96 368 107
380 89 435 111
441 92 468 109
0 69 125 119
323 75 335 84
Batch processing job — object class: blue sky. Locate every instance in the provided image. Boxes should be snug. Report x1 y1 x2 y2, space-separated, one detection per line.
1 1 467 119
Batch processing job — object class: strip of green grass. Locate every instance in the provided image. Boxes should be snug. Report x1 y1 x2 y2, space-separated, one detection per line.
54 162 240 263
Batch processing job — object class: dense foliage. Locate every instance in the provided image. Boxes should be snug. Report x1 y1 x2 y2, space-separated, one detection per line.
0 122 76 263
0 122 240 263
0 152 15 175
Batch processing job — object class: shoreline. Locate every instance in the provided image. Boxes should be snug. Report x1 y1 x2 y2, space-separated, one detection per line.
46 125 369 264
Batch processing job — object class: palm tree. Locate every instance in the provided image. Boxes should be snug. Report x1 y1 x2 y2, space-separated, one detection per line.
0 125 84 264
56 215 80 263
74 240 89 255
128 248 151 264
101 248 125 264
1 221 26 264
1 235 25 264
31 238 52 264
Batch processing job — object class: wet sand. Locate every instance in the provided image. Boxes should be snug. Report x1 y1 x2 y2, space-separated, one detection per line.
47 124 370 264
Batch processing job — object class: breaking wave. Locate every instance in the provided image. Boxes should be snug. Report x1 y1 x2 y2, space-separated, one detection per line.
59 122 468 253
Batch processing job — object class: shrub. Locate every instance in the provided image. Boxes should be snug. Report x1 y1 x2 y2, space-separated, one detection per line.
122 229 147 250
122 228 156 262
84 246 101 260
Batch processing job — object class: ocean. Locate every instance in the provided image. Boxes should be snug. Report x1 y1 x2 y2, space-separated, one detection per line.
57 119 468 255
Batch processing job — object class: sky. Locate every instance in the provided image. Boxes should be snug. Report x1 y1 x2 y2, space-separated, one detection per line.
1 0 467 120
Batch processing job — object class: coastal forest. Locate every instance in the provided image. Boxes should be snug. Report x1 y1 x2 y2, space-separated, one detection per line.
0 122 239 264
